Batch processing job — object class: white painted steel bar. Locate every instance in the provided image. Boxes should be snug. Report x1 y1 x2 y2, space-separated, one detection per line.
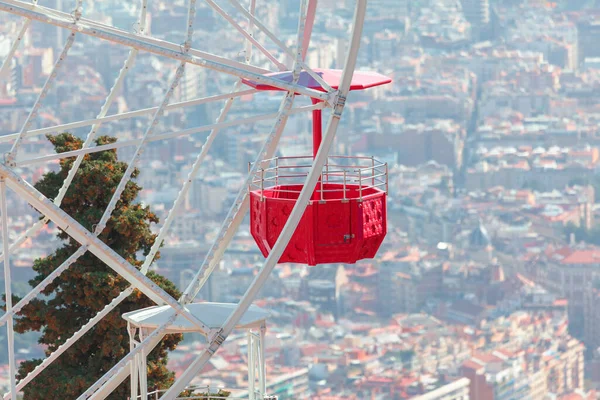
179 93 297 303
259 326 266 396
5 31 77 165
129 325 137 400
165 3 312 394
88 9 305 396
0 180 16 399
0 5 150 393
85 60 259 400
80 50 257 400
0 165 209 332
0 246 86 328
204 0 286 71
0 0 330 101
163 0 365 395
70 0 197 268
0 0 152 268
245 0 256 63
87 43 295 400
25 0 198 397
6 11 278 394
0 18 31 79
139 80 246 278
0 0 269 73
0 89 257 144
225 0 333 93
76 312 179 400
302 0 318 61
0 4 148 393
0 0 206 393
248 331 255 400
0 52 146 331
6 288 133 398
53 44 142 207
180 0 309 305
16 103 325 166
88 65 187 241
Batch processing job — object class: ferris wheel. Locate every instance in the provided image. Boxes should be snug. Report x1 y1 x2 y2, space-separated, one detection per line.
0 0 391 399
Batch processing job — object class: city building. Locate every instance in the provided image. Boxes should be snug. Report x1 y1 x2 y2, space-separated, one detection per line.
411 377 470 400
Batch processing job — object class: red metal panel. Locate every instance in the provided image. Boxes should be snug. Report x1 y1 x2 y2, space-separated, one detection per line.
250 192 269 258
250 186 387 266
314 200 352 245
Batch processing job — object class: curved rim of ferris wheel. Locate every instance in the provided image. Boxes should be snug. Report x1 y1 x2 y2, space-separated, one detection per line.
0 0 374 399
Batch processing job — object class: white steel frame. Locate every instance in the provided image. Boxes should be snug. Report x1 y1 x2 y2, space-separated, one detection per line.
0 0 368 398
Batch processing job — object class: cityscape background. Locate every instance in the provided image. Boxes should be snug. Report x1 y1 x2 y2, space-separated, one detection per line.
4 0 600 399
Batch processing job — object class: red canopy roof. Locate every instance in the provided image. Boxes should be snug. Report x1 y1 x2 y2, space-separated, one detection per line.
242 68 392 93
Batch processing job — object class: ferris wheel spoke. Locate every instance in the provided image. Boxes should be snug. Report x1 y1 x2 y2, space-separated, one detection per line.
82 80 253 399
225 0 334 93
139 78 246 275
204 0 287 71
245 0 256 63
4 31 77 166
0 89 258 144
57 0 199 279
179 94 300 303
0 165 211 334
164 0 313 394
4 288 134 400
0 179 17 399
181 0 309 310
3 0 84 166
0 18 31 80
0 0 333 101
165 1 365 396
301 0 318 61
84 15 265 393
15 102 325 167
0 0 334 99
0 0 150 267
83 59 259 400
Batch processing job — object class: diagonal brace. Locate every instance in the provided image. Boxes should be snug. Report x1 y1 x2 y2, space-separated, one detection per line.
0 164 209 334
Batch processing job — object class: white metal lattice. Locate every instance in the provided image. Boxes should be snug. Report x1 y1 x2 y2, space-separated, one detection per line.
0 0 367 398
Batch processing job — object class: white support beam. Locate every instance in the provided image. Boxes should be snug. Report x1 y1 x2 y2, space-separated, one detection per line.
84 80 251 399
0 179 17 399
0 246 86 328
162 0 366 396
138 78 246 277
302 0 318 61
0 89 257 144
0 0 268 73
0 165 210 333
77 312 179 400
15 102 325 166
248 331 255 400
204 0 287 71
0 18 31 79
5 31 77 165
245 0 256 64
86 81 298 400
179 93 299 303
179 0 310 305
84 27 303 400
225 0 333 93
259 325 266 396
5 288 133 399
0 0 331 101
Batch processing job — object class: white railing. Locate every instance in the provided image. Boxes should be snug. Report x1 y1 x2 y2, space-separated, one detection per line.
128 385 250 399
250 155 388 202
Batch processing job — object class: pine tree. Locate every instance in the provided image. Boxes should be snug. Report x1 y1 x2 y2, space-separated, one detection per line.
15 133 182 399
